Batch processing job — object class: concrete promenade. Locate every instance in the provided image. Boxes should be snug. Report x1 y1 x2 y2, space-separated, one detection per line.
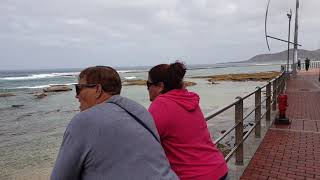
240 69 320 180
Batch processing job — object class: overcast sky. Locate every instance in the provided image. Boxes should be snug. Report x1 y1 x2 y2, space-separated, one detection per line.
0 0 319 70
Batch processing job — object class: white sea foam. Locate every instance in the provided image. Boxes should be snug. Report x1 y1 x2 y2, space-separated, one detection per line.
254 63 270 66
0 72 79 81
15 83 75 89
16 85 50 89
124 76 136 80
117 70 132 73
117 70 146 73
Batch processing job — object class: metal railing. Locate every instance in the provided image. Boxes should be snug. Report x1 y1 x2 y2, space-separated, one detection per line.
288 61 320 71
205 71 287 165
205 61 320 165
206 61 320 165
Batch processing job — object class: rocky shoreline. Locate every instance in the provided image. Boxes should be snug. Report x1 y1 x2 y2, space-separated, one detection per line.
192 71 280 83
122 79 197 87
0 71 279 100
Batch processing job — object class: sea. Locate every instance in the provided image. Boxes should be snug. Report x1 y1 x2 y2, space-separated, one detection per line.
0 63 282 179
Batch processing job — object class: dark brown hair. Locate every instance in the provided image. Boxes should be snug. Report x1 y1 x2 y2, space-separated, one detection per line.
79 66 121 95
148 61 186 93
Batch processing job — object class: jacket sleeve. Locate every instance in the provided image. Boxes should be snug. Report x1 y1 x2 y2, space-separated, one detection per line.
50 123 85 180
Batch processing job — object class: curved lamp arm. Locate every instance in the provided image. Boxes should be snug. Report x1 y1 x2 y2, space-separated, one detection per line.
265 0 271 51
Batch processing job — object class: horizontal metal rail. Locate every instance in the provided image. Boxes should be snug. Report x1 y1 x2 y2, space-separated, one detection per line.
205 70 289 164
214 121 240 144
243 107 257 121
205 99 239 121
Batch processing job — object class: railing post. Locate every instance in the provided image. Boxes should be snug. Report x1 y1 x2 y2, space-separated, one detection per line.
277 77 281 95
272 79 277 111
266 82 271 121
278 77 282 95
255 87 261 138
281 74 285 93
279 75 282 93
235 97 244 165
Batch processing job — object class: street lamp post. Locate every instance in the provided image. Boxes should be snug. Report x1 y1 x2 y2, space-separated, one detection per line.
287 10 292 73
293 0 300 77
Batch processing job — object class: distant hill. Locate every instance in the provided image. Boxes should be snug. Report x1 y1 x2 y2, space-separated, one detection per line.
245 49 320 63
314 49 320 54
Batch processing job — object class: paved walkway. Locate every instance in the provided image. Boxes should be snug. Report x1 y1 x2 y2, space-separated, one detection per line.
241 69 320 180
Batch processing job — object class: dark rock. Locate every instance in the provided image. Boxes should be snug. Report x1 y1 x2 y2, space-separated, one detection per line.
12 104 24 108
183 81 197 87
122 79 146 86
217 143 231 157
34 93 47 99
211 81 219 85
221 130 226 134
193 71 280 82
0 93 16 97
43 85 72 92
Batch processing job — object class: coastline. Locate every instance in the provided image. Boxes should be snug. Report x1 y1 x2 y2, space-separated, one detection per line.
0 65 281 180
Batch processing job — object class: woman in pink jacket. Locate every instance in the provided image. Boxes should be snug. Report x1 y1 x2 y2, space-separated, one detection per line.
147 62 228 180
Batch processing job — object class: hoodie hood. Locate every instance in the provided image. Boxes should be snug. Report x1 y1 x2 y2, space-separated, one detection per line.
159 89 200 111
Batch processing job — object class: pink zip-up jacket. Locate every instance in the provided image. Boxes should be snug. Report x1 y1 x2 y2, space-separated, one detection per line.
149 89 228 180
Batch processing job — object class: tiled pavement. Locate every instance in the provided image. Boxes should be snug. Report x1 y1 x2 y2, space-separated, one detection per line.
240 69 320 180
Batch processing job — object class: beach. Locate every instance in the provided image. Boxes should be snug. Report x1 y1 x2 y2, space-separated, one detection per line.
0 63 281 179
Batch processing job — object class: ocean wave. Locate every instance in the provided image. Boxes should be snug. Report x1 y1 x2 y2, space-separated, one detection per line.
0 71 146 81
118 70 133 73
253 63 271 66
0 72 79 81
124 76 137 80
15 83 75 89
118 70 147 74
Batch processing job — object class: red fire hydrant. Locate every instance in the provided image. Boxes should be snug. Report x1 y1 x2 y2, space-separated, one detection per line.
275 94 290 124
278 94 288 118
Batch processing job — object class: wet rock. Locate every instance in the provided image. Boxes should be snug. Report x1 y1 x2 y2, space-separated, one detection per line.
27 91 39 95
192 71 280 82
217 143 231 157
12 104 24 108
34 93 47 99
210 81 219 85
123 79 146 86
183 81 197 87
43 85 72 92
0 93 16 97
122 79 197 87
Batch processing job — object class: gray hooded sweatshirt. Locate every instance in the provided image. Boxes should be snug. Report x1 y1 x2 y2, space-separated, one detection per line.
51 95 179 180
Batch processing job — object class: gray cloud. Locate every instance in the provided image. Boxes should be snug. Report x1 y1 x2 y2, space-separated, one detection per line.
0 0 319 70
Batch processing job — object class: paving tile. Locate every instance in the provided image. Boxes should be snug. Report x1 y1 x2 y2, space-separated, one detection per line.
241 69 320 180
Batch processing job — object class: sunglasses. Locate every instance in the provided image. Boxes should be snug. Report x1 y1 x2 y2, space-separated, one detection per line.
146 81 159 89
75 84 97 95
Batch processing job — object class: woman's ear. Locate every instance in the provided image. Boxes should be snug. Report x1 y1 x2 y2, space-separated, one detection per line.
96 84 103 98
157 82 165 94
158 82 164 89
